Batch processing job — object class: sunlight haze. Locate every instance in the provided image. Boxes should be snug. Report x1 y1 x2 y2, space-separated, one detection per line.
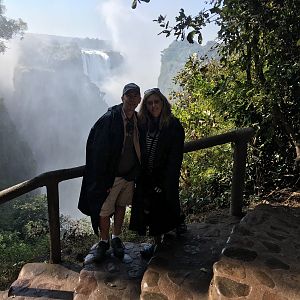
4 0 218 97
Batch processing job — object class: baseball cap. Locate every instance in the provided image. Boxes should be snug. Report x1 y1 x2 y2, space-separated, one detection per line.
122 83 140 96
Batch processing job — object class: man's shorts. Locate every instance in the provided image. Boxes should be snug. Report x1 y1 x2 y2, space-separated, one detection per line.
100 177 134 217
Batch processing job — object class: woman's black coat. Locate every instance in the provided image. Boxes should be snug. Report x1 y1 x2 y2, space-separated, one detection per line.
129 116 184 236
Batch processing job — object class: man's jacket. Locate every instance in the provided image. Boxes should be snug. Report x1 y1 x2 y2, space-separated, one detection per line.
78 104 125 235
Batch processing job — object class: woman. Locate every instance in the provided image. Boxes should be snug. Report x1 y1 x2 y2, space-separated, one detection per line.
129 88 185 255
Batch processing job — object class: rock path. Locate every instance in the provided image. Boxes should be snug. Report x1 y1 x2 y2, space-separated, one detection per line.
210 204 300 300
140 214 240 300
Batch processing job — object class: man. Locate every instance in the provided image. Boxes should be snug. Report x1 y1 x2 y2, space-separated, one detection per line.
78 83 141 261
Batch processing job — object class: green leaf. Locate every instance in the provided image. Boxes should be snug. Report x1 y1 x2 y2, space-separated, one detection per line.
131 0 137 9
187 31 195 43
210 6 221 14
197 32 203 44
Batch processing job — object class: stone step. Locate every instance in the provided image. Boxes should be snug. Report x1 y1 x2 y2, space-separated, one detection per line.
140 214 240 300
209 204 300 299
74 242 149 299
0 291 9 300
7 262 80 299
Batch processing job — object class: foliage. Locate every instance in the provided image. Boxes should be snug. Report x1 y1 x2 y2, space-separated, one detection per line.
59 215 97 263
135 0 300 196
0 230 49 290
0 195 49 290
121 208 151 243
0 0 27 53
171 55 234 212
131 0 150 9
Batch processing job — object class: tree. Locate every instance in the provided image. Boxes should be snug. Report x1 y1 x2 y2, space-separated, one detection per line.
171 55 235 211
133 0 300 193
0 0 27 53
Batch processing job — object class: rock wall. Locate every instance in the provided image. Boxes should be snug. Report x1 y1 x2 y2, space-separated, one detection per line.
158 40 218 97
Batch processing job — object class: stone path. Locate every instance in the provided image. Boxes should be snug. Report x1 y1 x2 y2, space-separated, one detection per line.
3 204 300 299
140 213 240 300
210 204 300 299
74 242 149 299
6 262 80 299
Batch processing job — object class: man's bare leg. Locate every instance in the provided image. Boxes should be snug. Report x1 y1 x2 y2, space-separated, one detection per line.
92 216 110 262
112 205 126 236
99 216 110 240
111 205 126 258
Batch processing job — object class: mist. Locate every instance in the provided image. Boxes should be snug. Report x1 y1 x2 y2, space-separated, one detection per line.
0 0 217 218
0 40 20 94
95 0 171 105
0 34 110 218
94 0 218 105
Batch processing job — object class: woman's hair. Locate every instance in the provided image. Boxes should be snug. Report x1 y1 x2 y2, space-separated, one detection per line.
138 88 172 129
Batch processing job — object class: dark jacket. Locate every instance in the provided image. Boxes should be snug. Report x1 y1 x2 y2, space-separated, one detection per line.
129 116 185 236
78 104 125 235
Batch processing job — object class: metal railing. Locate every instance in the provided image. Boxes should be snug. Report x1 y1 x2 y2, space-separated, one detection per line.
0 127 254 264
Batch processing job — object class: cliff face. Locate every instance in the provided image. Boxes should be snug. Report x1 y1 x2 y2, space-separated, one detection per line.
158 40 218 96
0 99 36 190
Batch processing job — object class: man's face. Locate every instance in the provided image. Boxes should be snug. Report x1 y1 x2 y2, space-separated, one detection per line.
122 90 141 113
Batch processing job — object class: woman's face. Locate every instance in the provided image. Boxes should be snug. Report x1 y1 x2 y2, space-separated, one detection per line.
146 94 163 118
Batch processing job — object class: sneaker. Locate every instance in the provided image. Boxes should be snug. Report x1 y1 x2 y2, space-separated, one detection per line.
94 241 110 263
111 237 125 259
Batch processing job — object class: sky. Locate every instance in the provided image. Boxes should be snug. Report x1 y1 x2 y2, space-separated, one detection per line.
4 0 217 42
3 0 218 97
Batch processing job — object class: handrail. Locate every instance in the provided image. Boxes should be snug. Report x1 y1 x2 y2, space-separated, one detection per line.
0 166 84 205
0 127 254 263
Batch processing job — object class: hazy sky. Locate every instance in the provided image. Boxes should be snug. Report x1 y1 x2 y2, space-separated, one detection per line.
4 1 217 43
3 1 218 99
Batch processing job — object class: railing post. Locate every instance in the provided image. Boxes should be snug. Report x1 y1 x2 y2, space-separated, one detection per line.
46 182 61 263
230 139 248 217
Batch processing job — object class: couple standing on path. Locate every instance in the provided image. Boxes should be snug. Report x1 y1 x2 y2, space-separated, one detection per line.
78 83 185 262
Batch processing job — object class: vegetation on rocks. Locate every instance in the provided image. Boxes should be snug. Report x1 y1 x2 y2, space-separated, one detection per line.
0 196 49 290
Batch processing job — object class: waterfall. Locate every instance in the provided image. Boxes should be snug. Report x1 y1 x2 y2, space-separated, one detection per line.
81 49 111 85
